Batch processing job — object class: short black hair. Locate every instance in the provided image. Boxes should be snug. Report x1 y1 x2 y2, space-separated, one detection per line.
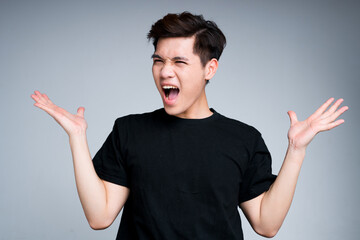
147 12 226 66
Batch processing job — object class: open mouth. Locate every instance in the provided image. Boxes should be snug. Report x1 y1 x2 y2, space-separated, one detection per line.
163 86 179 100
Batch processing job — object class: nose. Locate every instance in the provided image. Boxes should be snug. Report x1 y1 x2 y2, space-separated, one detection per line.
160 62 175 79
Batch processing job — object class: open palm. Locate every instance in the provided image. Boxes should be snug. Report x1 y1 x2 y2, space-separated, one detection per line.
287 98 348 150
31 90 87 136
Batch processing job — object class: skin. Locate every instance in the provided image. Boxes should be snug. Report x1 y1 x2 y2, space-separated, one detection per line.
31 90 129 229
240 97 348 237
152 36 218 119
31 36 348 236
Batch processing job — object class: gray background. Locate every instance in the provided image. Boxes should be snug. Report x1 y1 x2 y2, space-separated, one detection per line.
1 0 359 239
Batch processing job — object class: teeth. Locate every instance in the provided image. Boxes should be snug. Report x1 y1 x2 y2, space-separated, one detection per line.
162 86 178 89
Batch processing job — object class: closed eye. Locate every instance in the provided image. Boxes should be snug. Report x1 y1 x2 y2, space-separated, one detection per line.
175 61 187 64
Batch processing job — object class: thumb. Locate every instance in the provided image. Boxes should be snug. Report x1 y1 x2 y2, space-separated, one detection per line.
77 107 85 117
287 110 298 126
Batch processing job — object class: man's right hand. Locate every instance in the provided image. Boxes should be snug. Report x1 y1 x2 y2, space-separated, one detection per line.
31 90 87 136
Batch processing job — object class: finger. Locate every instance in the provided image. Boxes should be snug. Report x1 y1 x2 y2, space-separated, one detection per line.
322 98 344 119
35 102 71 123
312 98 335 118
77 107 85 117
319 119 345 132
287 111 298 126
31 93 47 105
34 102 55 115
42 93 54 105
31 93 40 102
328 105 348 122
42 93 50 101
33 91 48 104
34 90 43 98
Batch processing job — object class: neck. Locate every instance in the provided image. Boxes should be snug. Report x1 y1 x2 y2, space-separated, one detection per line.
175 92 212 119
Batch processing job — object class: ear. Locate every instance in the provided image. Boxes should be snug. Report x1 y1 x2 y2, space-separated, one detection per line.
205 58 218 81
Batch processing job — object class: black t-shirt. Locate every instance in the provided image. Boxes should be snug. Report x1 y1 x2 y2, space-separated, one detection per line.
93 108 276 240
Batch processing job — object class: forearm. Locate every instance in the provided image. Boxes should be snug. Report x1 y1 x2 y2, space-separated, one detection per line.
259 145 306 234
69 134 109 227
31 92 128 228
240 98 347 237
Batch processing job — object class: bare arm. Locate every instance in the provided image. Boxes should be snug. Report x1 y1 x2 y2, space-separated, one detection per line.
31 91 129 229
240 98 348 237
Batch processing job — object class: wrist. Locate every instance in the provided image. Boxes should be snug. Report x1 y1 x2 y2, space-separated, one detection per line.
283 144 306 167
67 127 87 137
287 144 306 157
69 132 87 141
288 138 308 152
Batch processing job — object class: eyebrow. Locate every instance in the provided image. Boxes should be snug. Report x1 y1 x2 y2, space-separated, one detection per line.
151 54 189 62
151 54 161 59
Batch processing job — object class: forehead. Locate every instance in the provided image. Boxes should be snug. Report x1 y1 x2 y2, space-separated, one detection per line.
155 37 196 58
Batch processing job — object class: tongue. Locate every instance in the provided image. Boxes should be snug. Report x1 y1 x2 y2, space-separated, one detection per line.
168 89 179 100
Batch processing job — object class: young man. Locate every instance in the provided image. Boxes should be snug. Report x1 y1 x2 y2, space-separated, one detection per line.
31 12 348 239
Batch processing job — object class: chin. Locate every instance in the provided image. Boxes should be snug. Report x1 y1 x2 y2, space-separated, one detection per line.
163 105 183 117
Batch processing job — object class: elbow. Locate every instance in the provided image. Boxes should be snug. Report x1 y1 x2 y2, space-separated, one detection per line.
259 230 278 238
89 223 109 231
88 219 112 230
254 226 280 238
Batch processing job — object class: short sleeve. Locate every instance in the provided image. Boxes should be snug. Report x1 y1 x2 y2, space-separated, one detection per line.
238 133 276 203
92 119 129 188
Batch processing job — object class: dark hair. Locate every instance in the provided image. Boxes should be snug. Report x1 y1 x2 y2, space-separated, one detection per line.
147 12 226 66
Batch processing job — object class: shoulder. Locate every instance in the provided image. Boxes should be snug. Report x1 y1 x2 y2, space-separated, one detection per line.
214 111 262 139
212 111 268 158
112 108 165 134
114 108 163 124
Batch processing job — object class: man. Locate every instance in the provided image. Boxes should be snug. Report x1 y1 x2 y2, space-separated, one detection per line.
31 12 348 239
